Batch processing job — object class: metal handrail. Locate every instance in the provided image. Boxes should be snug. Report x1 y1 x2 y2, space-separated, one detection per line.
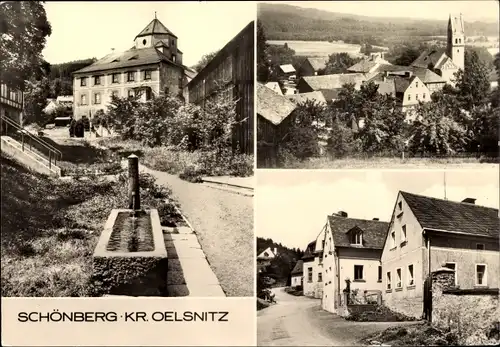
0 114 63 168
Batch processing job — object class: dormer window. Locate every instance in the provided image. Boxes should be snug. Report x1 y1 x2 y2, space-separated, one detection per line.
349 226 363 245
128 55 138 61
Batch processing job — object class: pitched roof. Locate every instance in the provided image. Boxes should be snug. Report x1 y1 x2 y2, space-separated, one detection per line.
373 79 396 96
449 13 465 34
393 75 414 93
257 83 297 125
401 191 499 238
302 240 316 260
184 69 197 80
411 49 447 69
374 64 445 84
265 81 283 95
348 59 379 73
280 64 296 74
327 215 389 249
304 57 328 71
287 91 326 105
319 88 341 101
291 260 304 275
300 73 367 91
135 18 177 39
73 47 179 74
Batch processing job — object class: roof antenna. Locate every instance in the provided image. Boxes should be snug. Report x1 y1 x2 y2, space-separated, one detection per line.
444 172 447 200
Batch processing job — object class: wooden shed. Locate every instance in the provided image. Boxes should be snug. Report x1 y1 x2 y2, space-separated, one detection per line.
187 21 254 155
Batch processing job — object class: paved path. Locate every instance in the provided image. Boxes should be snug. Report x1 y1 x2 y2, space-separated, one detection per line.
258 288 416 346
139 165 254 297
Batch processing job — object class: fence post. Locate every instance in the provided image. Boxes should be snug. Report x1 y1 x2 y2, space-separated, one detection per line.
128 154 140 210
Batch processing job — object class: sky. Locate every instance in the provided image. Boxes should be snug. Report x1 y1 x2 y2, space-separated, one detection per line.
42 1 255 67
264 1 499 22
256 169 499 250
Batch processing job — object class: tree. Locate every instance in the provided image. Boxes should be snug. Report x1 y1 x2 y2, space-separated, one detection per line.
257 20 271 82
0 1 52 90
22 77 51 126
319 53 360 75
267 44 296 81
447 50 490 111
190 50 219 73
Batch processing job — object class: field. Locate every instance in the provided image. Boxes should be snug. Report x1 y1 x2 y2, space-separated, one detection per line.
267 40 384 58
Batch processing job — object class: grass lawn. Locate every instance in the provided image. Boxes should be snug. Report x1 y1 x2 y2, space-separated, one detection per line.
1 152 181 297
274 156 499 169
96 137 254 181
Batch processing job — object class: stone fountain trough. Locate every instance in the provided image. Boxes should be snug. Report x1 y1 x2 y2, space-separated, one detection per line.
91 155 168 296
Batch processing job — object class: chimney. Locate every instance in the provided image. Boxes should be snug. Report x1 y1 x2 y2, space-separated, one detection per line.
461 198 476 204
373 218 379 221
404 71 412 78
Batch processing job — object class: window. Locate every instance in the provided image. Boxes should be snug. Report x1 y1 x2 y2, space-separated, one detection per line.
416 81 418 88
423 93 426 99
80 77 87 87
407 264 414 286
318 272 323 282
81 94 87 105
93 76 101 85
111 90 119 98
407 94 411 101
386 272 392 290
127 71 135 82
308 267 313 282
128 89 135 99
354 265 364 281
172 55 176 63
145 88 152 100
263 252 269 257
171 39 175 46
444 263 457 286
144 70 152 80
321 240 325 250
396 268 402 288
401 225 407 243
476 243 485 250
476 264 487 286
390 231 396 248
455 39 458 44
142 39 147 46
378 266 382 282
94 93 101 104
398 201 402 210
352 231 363 245
112 73 119 83
416 94 419 100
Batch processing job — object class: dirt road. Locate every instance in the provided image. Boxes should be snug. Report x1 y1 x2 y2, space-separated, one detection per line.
258 288 415 346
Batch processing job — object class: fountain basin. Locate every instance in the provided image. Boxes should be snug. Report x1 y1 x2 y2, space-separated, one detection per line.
92 208 168 296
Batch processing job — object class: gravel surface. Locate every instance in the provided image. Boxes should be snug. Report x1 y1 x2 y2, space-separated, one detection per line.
140 165 254 297
258 287 416 346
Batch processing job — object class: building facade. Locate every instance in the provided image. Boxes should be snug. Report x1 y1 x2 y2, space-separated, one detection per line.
0 84 23 127
187 21 254 155
302 227 325 299
321 212 389 313
290 260 304 287
72 17 193 120
381 191 499 318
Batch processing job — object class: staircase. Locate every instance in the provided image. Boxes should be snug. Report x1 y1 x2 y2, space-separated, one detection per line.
1 114 63 177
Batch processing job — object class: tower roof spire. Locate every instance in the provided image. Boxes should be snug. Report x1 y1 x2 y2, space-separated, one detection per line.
134 15 177 39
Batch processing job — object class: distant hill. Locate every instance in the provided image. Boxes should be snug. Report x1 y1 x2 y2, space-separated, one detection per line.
45 58 96 98
258 3 498 45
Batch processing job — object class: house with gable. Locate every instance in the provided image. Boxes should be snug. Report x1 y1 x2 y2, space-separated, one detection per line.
321 211 389 313
257 246 279 274
381 191 499 318
302 226 326 299
291 260 304 287
72 15 194 120
347 13 465 101
297 57 329 77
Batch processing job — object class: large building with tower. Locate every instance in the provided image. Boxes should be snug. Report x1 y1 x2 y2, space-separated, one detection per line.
72 16 195 120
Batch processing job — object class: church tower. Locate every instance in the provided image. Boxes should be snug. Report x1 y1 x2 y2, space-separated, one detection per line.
447 13 465 71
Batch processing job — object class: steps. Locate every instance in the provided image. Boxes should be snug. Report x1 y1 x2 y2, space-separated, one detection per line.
1 136 61 177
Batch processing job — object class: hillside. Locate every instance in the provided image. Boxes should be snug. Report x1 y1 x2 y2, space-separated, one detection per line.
46 58 96 97
258 3 499 45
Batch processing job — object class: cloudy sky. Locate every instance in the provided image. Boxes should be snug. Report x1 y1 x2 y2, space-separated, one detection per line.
264 1 499 22
256 169 499 250
42 1 255 67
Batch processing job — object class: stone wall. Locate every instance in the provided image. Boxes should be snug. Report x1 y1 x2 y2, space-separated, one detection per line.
432 268 500 345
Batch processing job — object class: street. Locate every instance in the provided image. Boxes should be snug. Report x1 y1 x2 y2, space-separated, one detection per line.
258 287 416 346
139 165 254 297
